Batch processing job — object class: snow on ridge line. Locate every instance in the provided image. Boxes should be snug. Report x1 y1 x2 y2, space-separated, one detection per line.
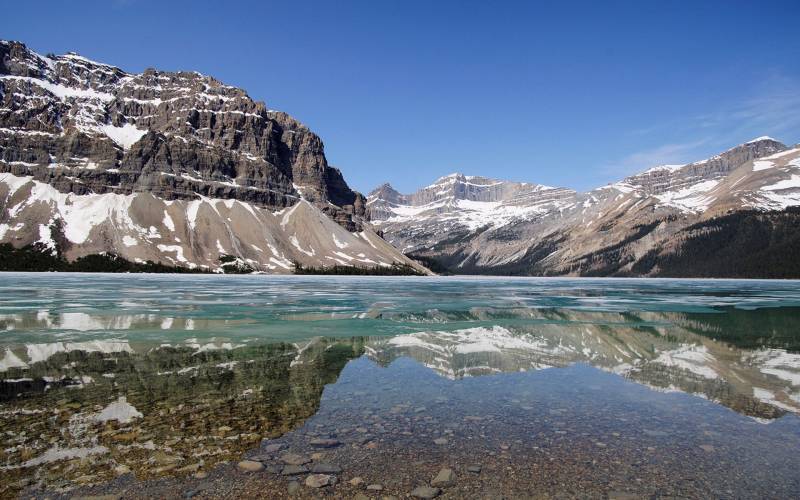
747 136 778 144
61 52 119 69
642 164 684 174
0 75 115 102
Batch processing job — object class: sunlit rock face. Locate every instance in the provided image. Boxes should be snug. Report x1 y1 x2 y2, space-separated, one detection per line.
365 309 800 420
0 40 427 273
0 338 364 496
369 139 800 277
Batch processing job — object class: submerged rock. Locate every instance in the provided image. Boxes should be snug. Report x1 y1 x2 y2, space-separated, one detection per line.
262 442 285 453
309 438 341 448
280 452 312 465
305 473 334 488
287 481 301 495
411 486 441 498
431 468 456 488
282 465 309 476
311 463 342 474
237 460 264 472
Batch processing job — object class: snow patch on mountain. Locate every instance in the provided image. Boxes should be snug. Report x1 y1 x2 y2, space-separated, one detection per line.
99 123 147 150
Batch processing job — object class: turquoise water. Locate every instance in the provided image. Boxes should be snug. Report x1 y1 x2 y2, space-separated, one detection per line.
1 273 799 497
3 273 800 345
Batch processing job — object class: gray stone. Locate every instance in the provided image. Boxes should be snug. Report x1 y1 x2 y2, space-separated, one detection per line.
264 464 283 474
309 438 341 448
263 443 285 453
287 481 301 495
411 486 441 499
305 473 334 488
311 463 342 474
280 452 311 465
433 437 448 445
467 464 482 473
281 465 309 476
367 484 384 491
431 468 456 488
608 492 645 500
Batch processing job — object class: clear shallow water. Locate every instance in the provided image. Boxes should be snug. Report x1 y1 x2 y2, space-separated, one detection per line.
1 273 799 498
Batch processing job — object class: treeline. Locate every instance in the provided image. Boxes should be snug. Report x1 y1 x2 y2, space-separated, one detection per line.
293 261 425 276
0 243 209 273
632 209 800 279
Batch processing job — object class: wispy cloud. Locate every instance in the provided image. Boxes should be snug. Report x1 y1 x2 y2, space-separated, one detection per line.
603 138 713 178
612 73 800 178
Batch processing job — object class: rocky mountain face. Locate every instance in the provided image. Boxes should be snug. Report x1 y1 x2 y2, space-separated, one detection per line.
0 40 425 273
369 137 800 277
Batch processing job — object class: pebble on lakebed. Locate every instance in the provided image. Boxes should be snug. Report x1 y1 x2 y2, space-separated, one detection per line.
431 468 456 488
411 485 442 498
305 474 335 488
280 452 312 465
236 460 264 472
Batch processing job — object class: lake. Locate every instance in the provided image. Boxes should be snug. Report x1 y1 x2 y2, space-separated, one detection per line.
1 274 799 498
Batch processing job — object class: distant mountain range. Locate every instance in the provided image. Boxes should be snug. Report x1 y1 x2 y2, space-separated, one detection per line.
369 137 800 277
0 40 426 274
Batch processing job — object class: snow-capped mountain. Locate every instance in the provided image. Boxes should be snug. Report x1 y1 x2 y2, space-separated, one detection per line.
369 137 800 277
368 174 576 252
0 40 426 273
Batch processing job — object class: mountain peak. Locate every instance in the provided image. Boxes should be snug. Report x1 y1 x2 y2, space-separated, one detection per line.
746 135 780 144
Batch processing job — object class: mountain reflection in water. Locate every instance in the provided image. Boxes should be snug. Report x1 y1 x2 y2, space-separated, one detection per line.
0 339 364 495
0 277 799 496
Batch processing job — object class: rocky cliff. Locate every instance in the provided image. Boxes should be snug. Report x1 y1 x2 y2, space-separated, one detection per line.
0 40 426 273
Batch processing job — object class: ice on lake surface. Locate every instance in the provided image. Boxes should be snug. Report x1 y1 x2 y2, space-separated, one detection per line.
1 273 799 498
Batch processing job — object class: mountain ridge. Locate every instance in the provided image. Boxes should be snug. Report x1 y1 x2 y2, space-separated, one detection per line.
369 137 800 277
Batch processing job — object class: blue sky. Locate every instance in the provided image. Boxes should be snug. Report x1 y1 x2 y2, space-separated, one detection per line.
3 0 799 193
